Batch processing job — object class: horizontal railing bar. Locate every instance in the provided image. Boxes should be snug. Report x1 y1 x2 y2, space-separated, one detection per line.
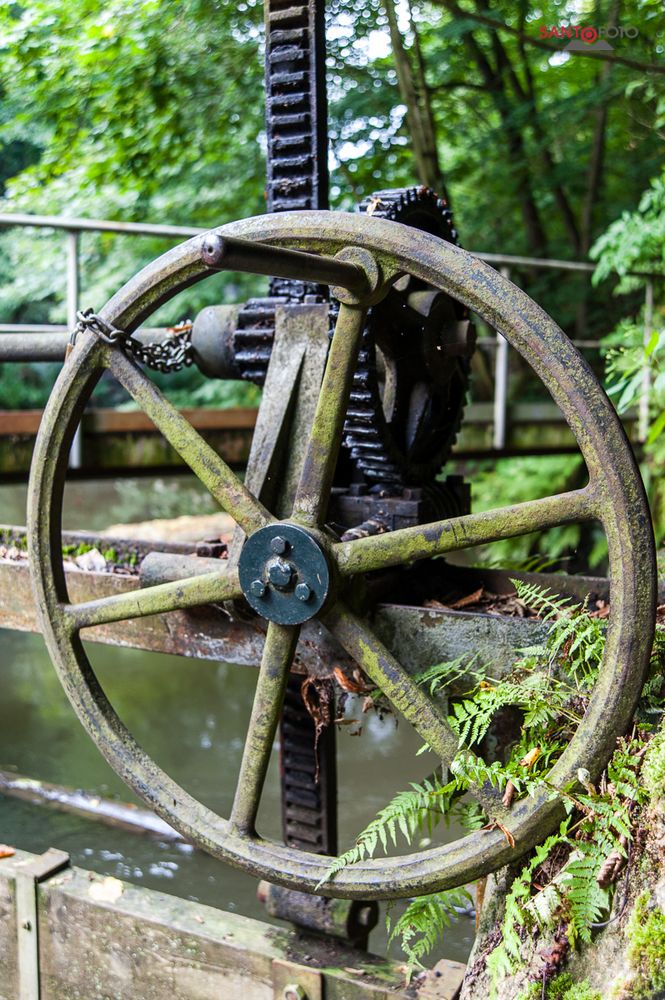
0 324 68 334
0 328 180 362
0 212 205 238
0 324 173 336
0 213 658 278
472 251 595 273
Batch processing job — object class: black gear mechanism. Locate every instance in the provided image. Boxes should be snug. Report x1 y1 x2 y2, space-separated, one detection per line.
234 186 474 486
344 187 474 485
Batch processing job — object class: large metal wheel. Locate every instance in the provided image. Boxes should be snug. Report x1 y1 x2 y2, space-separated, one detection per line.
28 211 656 900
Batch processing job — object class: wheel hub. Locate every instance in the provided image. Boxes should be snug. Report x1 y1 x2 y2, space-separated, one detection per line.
238 523 332 624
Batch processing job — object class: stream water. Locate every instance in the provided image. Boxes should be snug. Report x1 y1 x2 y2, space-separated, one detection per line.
0 476 475 964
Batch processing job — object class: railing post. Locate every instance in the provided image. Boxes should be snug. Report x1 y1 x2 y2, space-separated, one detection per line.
492 265 511 451
66 230 82 468
639 279 654 445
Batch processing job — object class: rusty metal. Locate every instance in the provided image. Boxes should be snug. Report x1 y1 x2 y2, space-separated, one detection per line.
259 881 377 948
347 187 473 484
200 233 376 300
329 478 470 538
280 673 337 853
264 0 328 216
26 212 655 900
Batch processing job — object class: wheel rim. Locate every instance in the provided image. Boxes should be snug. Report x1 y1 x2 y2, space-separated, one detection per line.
28 211 656 899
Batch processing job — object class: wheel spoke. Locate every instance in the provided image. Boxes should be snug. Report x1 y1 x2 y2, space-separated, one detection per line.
323 603 507 820
335 488 597 577
65 568 242 631
109 350 271 536
230 622 299 835
291 302 367 527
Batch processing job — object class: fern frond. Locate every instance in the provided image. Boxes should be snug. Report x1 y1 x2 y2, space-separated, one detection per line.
388 888 473 968
415 653 483 696
319 775 450 886
563 847 609 943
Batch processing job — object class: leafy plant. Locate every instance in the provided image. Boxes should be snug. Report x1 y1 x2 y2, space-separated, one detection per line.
323 581 664 979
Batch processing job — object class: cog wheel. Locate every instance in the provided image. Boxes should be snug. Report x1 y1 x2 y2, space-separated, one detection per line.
344 187 474 485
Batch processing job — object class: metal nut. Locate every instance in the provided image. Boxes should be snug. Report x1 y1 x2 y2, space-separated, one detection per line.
267 559 294 588
270 535 289 555
250 579 267 598
283 987 307 1000
295 582 312 602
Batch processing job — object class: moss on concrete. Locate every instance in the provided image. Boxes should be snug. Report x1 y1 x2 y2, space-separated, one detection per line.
625 892 665 999
516 973 601 1000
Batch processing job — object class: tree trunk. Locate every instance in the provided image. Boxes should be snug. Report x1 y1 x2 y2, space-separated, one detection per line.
383 0 442 191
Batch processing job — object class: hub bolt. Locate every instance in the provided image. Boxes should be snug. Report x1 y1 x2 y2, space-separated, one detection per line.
267 559 294 588
270 536 290 555
295 582 312 602
250 579 267 598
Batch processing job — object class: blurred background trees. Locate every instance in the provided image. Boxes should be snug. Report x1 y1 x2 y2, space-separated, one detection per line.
0 0 662 552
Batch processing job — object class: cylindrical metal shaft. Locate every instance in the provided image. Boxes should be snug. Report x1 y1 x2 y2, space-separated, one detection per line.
0 333 70 362
0 328 175 364
200 233 371 297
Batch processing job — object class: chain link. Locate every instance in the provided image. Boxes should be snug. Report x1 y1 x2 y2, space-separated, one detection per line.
72 308 194 373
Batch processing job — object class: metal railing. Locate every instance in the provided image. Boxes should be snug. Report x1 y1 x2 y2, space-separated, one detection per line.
0 212 658 459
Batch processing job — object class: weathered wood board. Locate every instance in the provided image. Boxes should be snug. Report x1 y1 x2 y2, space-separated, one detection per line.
0 850 466 1000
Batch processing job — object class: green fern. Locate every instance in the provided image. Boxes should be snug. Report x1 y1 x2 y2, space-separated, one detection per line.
563 846 609 944
387 888 473 968
323 580 661 983
319 774 452 886
513 579 605 689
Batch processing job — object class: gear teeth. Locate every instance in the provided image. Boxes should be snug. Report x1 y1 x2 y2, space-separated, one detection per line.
343 186 469 485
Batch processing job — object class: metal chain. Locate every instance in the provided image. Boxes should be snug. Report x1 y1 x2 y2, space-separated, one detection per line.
72 308 194 373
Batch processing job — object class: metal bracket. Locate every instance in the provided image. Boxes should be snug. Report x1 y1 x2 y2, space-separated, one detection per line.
15 848 70 1000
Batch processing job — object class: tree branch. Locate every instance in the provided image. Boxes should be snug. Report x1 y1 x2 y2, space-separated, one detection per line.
428 2 665 76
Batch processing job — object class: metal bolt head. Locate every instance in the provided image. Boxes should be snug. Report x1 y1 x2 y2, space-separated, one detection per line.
270 535 289 555
267 559 294 588
284 987 307 1000
295 582 312 602
250 579 267 598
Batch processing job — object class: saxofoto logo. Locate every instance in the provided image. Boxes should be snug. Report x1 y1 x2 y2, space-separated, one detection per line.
538 24 639 50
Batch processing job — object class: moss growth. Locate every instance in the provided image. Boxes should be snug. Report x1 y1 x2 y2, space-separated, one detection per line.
516 975 601 1000
642 727 665 801
102 547 118 563
626 892 665 999
549 974 601 1000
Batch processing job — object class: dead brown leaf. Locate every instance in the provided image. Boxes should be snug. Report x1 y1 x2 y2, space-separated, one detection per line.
519 747 542 769
482 820 516 849
502 781 516 809
450 587 485 609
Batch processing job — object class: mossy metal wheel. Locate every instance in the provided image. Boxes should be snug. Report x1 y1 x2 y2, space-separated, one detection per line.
28 211 656 900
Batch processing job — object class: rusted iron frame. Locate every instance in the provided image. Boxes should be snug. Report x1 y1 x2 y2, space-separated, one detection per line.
27 213 655 900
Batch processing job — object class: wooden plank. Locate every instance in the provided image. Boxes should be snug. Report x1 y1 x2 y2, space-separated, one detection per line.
0 851 415 1000
0 855 18 1000
0 553 551 681
0 408 257 438
85 407 258 434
